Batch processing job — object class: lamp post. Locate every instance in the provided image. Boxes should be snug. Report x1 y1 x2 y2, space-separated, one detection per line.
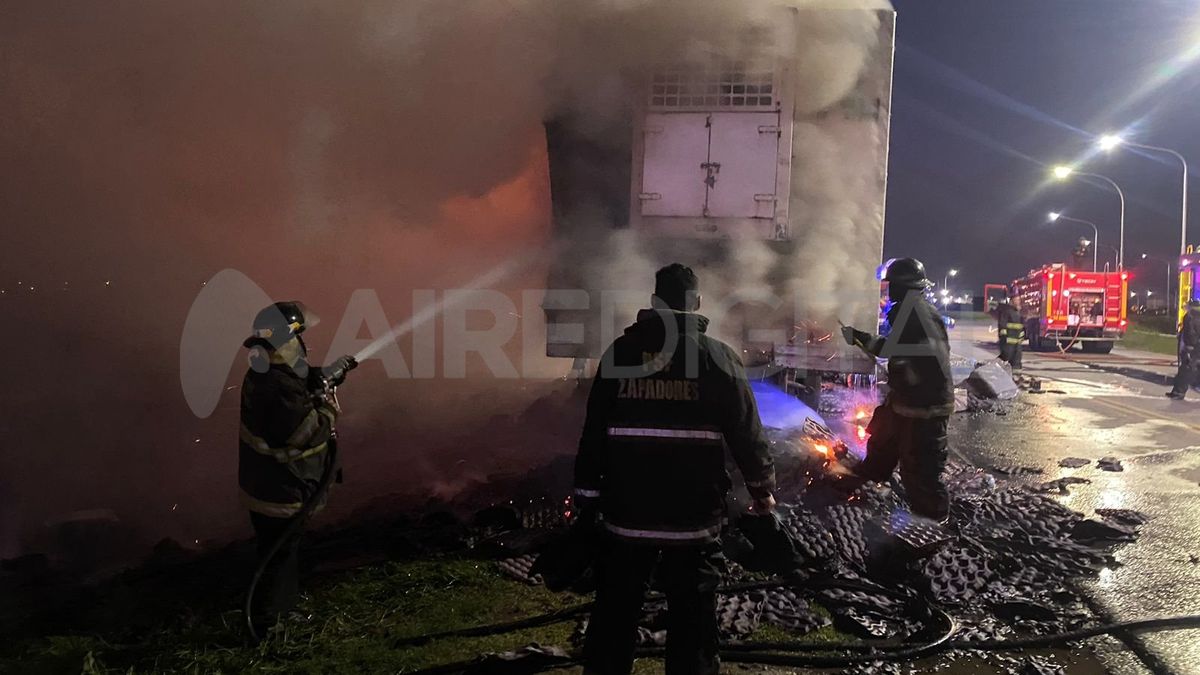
1048 212 1098 271
943 268 958 291
1100 134 1189 256
1052 166 1127 268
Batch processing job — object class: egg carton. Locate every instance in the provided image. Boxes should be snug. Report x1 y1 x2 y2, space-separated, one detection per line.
497 554 543 585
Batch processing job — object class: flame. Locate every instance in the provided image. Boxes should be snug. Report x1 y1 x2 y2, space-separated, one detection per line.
856 425 867 442
813 443 830 457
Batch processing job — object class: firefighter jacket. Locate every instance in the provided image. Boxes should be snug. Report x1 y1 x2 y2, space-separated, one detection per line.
574 309 776 545
997 303 1025 346
239 341 337 518
862 294 954 418
1180 311 1200 361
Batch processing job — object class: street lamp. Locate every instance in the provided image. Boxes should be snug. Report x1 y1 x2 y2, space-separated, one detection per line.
1051 166 1127 268
1100 134 1189 255
1048 211 1099 271
943 268 958 290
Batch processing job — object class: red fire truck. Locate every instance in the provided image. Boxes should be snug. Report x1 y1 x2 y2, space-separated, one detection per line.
1012 264 1128 353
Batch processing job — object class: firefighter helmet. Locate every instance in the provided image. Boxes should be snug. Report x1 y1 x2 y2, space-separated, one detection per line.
244 301 316 349
880 257 932 289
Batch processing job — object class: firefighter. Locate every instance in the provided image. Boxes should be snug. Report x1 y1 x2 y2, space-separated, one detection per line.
840 258 954 522
995 294 1024 371
575 263 775 675
1167 300 1200 400
239 301 356 636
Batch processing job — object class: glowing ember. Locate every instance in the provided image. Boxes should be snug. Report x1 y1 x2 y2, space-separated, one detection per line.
856 425 868 442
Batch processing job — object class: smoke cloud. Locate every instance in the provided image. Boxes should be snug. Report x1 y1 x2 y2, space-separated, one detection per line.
0 0 890 564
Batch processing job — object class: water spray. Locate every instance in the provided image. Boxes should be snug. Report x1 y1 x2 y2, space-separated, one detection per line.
353 256 531 362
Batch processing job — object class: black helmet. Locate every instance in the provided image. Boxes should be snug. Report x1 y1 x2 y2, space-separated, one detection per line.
244 301 315 349
880 257 932 289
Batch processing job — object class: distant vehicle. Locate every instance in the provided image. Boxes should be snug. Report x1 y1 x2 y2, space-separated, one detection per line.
982 284 1008 313
1012 264 1128 353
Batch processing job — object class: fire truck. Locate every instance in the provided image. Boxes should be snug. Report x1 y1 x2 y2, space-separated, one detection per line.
1178 249 1200 329
1012 264 1128 354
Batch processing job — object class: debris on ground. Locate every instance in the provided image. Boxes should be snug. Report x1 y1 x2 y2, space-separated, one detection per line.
1097 457 1125 472
1058 457 1091 469
1094 509 1148 527
1037 477 1091 494
991 464 1044 476
965 391 1013 415
499 452 1144 675
967 360 1021 400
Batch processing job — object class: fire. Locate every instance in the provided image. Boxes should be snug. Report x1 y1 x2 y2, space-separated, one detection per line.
856 425 867 442
813 443 830 457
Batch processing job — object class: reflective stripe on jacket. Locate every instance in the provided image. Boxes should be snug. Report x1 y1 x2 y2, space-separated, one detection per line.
238 360 336 518
574 309 775 544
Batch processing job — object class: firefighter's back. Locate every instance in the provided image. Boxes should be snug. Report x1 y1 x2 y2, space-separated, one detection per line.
597 309 738 543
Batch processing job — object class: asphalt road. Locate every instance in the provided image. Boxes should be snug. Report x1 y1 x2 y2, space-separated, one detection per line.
948 320 1200 675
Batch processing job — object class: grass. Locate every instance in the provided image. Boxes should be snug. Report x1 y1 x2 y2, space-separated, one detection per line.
1 557 856 675
1121 318 1178 356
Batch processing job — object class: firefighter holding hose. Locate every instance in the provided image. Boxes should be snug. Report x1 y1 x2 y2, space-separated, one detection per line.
574 264 775 675
840 258 954 522
995 294 1024 371
239 301 356 638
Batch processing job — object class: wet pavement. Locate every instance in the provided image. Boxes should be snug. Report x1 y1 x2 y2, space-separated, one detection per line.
947 320 1200 675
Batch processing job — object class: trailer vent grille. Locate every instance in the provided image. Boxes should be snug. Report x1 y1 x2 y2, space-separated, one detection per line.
649 60 777 110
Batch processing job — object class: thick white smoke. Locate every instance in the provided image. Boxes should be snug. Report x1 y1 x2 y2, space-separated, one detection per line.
0 0 892 560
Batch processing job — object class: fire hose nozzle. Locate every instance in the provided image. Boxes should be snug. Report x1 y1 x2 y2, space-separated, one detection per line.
323 355 358 387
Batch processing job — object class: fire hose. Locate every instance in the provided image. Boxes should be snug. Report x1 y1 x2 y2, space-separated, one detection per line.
400 572 1200 674
243 368 351 643
404 598 1200 674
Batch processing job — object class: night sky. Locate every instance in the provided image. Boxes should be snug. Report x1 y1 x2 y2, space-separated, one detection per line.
887 0 1200 298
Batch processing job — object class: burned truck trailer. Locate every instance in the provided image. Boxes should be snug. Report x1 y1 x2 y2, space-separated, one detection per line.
542 6 896 381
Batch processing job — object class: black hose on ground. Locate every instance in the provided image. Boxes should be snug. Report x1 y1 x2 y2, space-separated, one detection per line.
392 575 896 648
401 604 956 674
400 570 1200 674
243 437 340 643
406 611 1200 674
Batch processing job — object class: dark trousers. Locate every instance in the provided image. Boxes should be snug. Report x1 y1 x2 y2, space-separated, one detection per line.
858 405 950 521
249 512 303 630
1000 342 1023 370
582 538 724 675
1171 356 1198 396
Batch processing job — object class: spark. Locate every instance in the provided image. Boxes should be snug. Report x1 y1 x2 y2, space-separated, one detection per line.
171 504 178 511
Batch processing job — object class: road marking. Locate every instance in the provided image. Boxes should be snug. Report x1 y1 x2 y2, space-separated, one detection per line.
1088 396 1200 434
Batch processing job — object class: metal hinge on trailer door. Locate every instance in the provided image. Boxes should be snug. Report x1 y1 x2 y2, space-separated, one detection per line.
638 193 662 201
757 125 781 135
701 162 721 188
754 194 776 202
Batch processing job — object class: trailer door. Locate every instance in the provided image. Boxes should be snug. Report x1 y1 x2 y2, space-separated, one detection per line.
706 112 780 219
639 113 710 218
